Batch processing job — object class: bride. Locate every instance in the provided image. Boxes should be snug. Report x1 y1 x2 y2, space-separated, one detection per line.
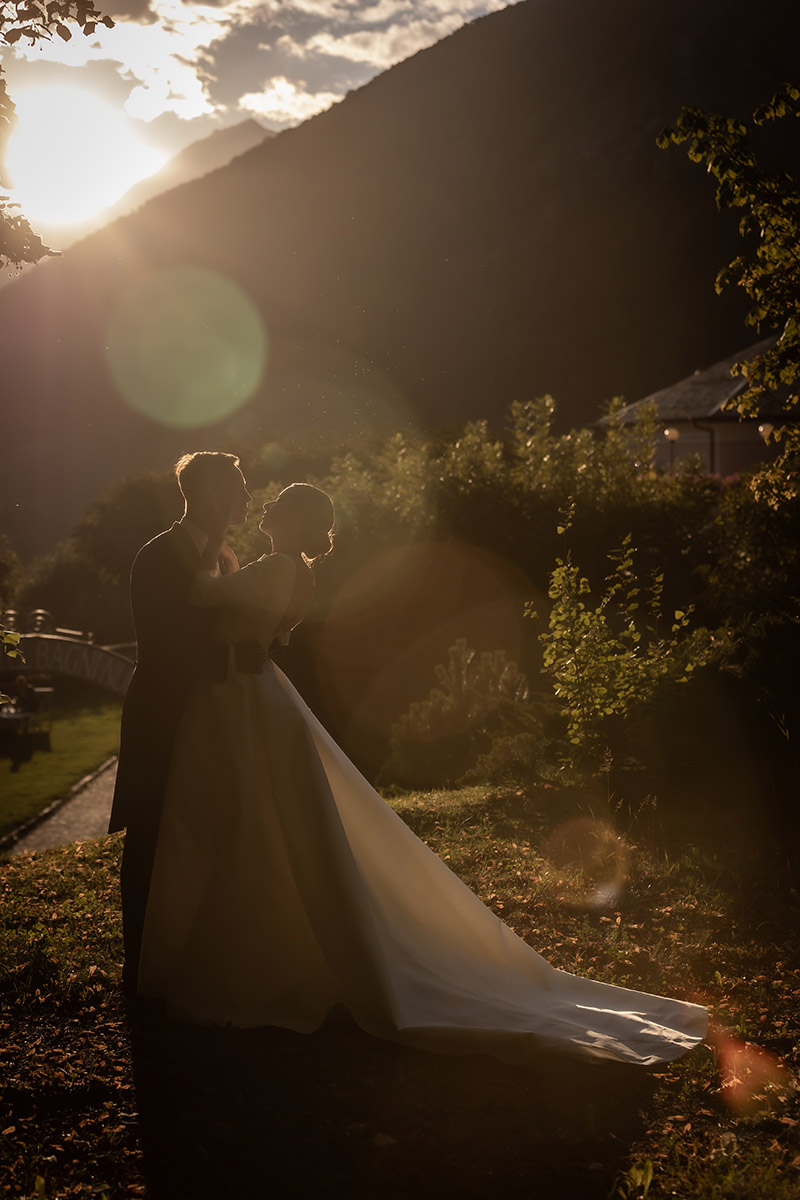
139 482 707 1067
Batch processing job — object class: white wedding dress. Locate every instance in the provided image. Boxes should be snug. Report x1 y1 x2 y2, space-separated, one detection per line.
139 554 707 1066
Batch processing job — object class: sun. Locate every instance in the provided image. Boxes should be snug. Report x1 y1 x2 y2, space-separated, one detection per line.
4 84 168 229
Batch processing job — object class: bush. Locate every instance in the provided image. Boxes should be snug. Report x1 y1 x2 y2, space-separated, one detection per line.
529 516 730 775
383 639 533 787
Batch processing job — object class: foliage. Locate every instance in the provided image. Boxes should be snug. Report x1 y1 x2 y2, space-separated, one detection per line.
610 1158 653 1199
702 478 800 621
12 400 798 813
0 625 22 659
530 512 727 765
659 84 800 501
384 638 532 786
328 431 435 539
16 543 128 645
15 470 180 644
0 620 24 704
0 533 20 610
459 729 543 786
0 0 115 270
506 395 659 505
69 471 181 581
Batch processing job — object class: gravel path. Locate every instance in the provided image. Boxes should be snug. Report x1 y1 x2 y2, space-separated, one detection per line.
10 758 118 855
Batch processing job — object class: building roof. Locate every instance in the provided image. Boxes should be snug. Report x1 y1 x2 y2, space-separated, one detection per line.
606 335 789 425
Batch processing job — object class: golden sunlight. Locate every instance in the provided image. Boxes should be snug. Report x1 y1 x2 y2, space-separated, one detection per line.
4 85 168 227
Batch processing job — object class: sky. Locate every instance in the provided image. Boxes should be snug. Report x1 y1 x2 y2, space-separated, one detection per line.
1 1 516 201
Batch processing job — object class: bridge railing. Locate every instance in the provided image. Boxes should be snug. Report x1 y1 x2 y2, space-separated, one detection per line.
1 611 135 698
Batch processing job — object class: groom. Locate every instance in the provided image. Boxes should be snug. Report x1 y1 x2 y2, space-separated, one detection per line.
110 451 265 995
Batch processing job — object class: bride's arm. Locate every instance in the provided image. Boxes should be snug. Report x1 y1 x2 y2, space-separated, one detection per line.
190 553 296 610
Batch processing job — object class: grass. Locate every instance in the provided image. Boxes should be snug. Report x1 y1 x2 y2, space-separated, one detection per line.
0 786 798 1199
0 684 121 839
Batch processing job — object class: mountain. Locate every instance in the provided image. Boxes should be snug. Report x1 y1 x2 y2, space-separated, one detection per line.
3 0 800 557
0 119 271 285
106 119 271 224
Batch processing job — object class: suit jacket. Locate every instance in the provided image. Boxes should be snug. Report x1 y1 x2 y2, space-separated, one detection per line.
108 523 229 835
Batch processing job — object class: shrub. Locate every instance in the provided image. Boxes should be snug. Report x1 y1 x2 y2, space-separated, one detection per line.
529 513 730 773
383 639 533 787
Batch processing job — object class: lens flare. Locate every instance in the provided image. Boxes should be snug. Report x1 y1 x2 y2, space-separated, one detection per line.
713 1033 790 1115
314 540 531 760
542 818 629 909
106 267 267 427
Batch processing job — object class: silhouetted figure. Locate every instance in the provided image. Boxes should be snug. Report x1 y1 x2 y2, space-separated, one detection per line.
137 483 706 1067
109 452 265 994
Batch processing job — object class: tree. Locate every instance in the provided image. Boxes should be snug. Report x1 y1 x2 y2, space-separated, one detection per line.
0 0 114 270
658 84 800 503
15 470 181 643
0 532 20 609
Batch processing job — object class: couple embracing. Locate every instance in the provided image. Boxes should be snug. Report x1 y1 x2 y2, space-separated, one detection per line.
110 451 706 1066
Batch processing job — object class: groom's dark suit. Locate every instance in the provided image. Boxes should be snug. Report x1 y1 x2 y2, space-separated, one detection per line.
110 521 230 989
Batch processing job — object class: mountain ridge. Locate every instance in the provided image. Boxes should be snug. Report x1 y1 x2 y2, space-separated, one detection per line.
106 118 271 224
3 0 799 557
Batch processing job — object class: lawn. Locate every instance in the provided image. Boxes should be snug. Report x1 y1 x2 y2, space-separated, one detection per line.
0 685 122 840
0 786 798 1199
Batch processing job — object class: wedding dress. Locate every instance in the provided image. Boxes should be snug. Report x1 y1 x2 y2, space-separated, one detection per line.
139 554 707 1066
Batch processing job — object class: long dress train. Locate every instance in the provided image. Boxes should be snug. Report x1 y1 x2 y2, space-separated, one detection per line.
139 554 707 1066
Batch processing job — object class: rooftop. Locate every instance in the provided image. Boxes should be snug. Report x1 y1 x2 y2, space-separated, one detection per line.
607 335 788 425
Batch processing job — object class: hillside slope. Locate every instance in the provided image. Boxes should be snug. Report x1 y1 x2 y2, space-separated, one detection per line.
3 0 799 555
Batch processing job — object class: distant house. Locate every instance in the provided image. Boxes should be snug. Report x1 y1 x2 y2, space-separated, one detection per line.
602 336 794 475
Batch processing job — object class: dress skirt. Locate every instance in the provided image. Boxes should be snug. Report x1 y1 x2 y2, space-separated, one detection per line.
139 662 707 1066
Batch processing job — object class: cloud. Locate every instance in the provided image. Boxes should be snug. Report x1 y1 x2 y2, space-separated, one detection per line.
5 0 516 128
238 75 343 125
278 1 513 70
277 0 359 14
301 13 464 68
8 0 267 121
348 0 413 20
427 0 509 13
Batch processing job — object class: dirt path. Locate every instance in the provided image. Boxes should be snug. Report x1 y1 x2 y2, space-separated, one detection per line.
10 758 118 855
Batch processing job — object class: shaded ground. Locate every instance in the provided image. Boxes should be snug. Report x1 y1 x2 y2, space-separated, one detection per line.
2 798 799 1200
129 1008 658 1200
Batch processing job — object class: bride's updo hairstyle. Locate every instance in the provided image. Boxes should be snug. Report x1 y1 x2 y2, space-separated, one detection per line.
280 483 335 564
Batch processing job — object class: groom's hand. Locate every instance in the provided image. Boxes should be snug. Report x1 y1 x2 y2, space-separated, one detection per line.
218 543 239 575
234 639 267 674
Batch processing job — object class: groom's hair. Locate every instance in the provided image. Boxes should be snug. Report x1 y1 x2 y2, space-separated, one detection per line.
175 452 241 505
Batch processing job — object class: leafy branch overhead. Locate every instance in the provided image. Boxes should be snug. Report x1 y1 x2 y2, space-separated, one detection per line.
658 84 800 500
0 0 114 270
0 623 24 704
1 0 113 47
